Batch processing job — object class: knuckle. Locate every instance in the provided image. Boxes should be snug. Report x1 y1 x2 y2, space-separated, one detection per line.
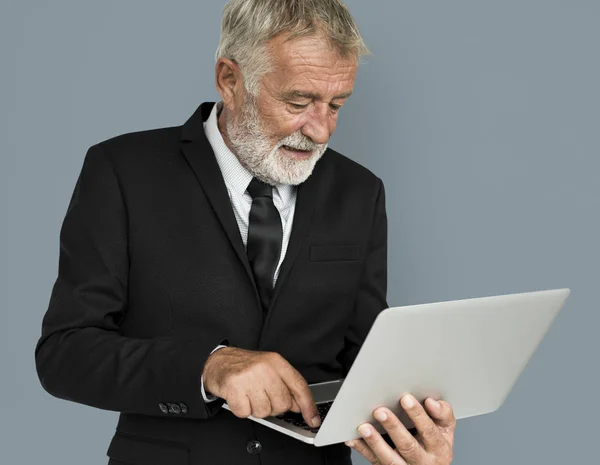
449 416 457 431
230 400 250 419
384 415 401 430
365 435 380 447
271 400 292 416
232 409 249 419
253 409 270 419
396 438 418 455
279 396 293 413
281 363 305 384
255 361 273 376
434 435 448 452
225 372 245 389
252 403 271 419
272 386 293 411
278 383 293 401
234 409 250 419
265 351 284 365
295 374 309 389
252 407 270 418
436 443 454 465
423 423 439 439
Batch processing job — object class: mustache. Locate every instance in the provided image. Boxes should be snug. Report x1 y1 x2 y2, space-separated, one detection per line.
278 132 325 152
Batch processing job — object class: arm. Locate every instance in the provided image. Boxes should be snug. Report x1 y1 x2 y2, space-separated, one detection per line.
336 178 388 376
34 144 226 419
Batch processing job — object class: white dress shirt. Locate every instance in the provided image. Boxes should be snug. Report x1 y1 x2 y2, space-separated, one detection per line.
200 102 298 402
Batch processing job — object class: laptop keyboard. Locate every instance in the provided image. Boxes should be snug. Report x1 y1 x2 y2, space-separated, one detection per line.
275 401 334 433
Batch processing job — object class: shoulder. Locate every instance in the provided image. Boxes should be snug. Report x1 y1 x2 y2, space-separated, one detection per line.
85 126 182 167
318 147 384 193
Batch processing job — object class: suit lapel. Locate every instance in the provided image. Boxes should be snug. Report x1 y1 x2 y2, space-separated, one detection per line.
265 158 321 318
180 103 261 307
180 102 325 324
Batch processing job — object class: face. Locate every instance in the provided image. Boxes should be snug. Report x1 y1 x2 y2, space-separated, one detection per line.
218 32 359 185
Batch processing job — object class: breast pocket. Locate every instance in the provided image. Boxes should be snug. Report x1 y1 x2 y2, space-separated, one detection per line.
309 245 364 262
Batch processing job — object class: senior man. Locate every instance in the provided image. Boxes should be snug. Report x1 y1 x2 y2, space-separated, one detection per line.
35 1 456 464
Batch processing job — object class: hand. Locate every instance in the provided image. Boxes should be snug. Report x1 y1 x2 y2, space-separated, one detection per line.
346 394 456 465
202 347 321 428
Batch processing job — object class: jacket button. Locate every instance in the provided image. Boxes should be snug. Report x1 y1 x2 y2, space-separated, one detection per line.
169 403 181 414
158 403 168 414
246 440 262 455
179 403 188 414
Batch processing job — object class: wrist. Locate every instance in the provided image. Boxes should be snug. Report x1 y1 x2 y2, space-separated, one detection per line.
203 348 225 394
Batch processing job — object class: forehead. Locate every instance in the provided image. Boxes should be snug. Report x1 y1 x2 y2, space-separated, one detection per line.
264 32 358 98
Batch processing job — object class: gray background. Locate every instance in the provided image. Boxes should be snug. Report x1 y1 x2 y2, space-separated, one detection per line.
1 0 598 463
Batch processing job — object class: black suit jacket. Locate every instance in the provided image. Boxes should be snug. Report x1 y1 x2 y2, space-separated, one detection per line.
35 102 388 465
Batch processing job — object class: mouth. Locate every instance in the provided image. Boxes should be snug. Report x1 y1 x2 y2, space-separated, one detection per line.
281 145 313 158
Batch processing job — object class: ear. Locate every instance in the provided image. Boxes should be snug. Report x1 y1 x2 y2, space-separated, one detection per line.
215 58 243 112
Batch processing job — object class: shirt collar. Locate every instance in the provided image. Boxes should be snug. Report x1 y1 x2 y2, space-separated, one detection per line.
203 102 295 200
204 102 253 196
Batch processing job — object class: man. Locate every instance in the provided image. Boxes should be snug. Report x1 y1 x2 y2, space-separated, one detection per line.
35 1 456 464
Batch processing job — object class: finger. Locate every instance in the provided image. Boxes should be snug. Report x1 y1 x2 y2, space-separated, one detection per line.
425 399 457 430
268 381 294 415
346 438 398 465
290 398 301 413
372 407 425 462
401 394 444 452
373 406 427 464
227 393 252 419
278 363 320 427
356 423 410 465
424 399 457 447
249 391 272 419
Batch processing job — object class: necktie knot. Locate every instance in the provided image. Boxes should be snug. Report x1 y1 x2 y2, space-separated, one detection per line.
247 177 273 199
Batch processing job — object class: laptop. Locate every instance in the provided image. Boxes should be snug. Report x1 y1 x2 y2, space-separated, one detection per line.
221 288 570 446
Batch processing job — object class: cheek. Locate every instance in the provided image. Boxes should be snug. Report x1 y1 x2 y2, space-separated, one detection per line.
271 114 306 139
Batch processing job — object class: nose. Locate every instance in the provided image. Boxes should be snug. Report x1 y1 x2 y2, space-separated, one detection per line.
301 105 331 145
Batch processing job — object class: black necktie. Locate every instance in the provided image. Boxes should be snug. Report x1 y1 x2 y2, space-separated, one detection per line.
246 177 283 316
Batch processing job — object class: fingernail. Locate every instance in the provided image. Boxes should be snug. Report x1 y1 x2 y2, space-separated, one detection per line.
432 400 441 409
345 440 355 447
402 394 415 408
374 409 387 422
311 416 321 427
358 425 372 437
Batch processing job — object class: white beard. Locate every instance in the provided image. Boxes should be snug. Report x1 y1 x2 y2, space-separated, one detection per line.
225 95 328 186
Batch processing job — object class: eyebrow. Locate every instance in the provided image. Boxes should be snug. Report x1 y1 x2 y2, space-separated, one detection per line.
281 90 353 101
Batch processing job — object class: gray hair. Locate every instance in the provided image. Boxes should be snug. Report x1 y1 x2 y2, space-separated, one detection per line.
216 0 370 96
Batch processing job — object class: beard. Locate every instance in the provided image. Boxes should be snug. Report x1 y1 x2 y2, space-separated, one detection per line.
225 94 328 186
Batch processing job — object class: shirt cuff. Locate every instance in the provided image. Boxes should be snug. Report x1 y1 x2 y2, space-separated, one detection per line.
201 344 228 402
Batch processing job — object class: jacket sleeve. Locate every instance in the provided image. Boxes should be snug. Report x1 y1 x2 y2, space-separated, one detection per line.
34 144 227 419
337 178 388 376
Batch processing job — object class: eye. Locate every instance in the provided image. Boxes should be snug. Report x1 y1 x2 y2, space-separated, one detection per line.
290 102 309 110
330 104 342 112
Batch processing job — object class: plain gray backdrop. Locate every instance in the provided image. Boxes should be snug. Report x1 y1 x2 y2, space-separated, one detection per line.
2 1 598 464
